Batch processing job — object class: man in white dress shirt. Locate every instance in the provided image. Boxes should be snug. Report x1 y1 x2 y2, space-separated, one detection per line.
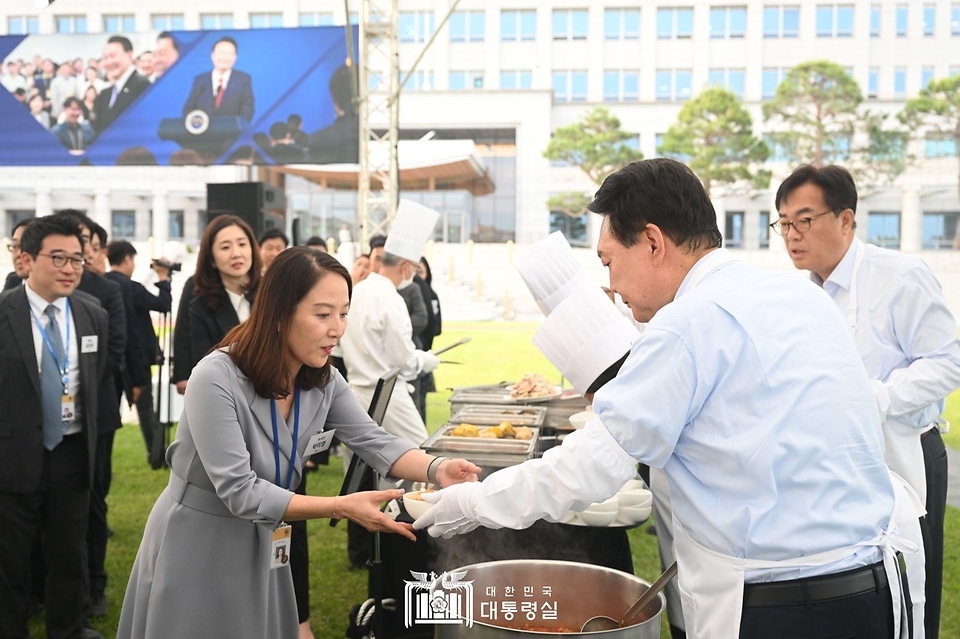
416 159 911 639
777 164 960 639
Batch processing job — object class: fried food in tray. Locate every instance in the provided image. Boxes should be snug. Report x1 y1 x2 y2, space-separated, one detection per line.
509 373 557 399
451 421 521 439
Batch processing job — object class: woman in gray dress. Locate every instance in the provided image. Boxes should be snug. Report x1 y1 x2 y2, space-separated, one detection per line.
118 248 480 639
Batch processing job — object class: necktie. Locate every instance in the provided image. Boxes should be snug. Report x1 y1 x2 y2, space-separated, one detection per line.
215 79 224 109
108 83 118 108
40 305 68 451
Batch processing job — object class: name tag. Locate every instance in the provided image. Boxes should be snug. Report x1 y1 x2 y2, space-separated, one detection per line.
81 336 98 353
270 524 292 570
304 430 336 457
61 395 76 421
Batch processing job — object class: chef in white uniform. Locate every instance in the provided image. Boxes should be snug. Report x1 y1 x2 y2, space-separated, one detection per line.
338 200 440 448
415 159 915 639
776 164 960 639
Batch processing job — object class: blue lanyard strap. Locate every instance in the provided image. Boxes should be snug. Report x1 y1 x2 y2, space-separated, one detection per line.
270 385 301 490
30 298 71 392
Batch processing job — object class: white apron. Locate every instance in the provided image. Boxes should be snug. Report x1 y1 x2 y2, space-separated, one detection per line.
671 249 917 639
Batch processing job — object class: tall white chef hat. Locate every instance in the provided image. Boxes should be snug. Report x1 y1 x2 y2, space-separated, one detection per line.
532 285 639 395
517 231 594 315
383 199 441 262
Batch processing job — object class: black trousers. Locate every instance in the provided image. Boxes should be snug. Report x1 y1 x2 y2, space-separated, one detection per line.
291 476 310 624
86 430 115 599
922 428 947 639
0 435 90 639
740 579 895 639
134 370 163 467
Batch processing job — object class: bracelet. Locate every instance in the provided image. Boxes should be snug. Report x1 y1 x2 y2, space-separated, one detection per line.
427 456 449 485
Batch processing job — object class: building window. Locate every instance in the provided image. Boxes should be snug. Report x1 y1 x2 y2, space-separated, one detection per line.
896 4 907 36
56 16 87 34
500 70 533 90
249 13 282 29
201 14 234 30
550 210 589 246
657 7 694 39
656 69 692 101
816 5 853 36
710 7 747 38
868 67 879 98
553 70 587 101
825 136 851 161
400 11 434 42
7 16 39 35
923 4 935 36
759 212 770 249
152 14 185 30
103 14 136 33
953 67 960 77
603 71 639 101
553 9 588 40
112 211 136 241
925 136 959 158
604 9 640 40
762 68 784 99
953 4 960 35
894 67 906 98
450 11 485 42
401 70 433 91
870 4 880 36
725 212 744 248
868 213 900 249
763 5 800 37
299 13 334 27
708 69 745 98
501 10 536 41
922 67 934 89
923 213 960 250
449 71 483 90
169 211 185 240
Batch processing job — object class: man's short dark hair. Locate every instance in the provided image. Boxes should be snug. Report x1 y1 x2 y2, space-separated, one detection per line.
107 36 134 53
269 122 289 141
20 215 84 258
305 236 326 247
91 222 108 247
213 36 238 53
107 240 137 265
259 228 289 247
158 31 180 52
368 235 387 249
287 114 302 128
54 209 96 238
12 217 34 235
14 88 25 97
62 97 82 110
775 164 859 216
588 159 722 252
329 65 354 116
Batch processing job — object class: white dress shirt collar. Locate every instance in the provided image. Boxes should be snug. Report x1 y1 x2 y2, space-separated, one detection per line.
674 248 736 299
812 236 860 298
113 63 137 94
24 281 67 320
212 68 233 93
226 289 250 323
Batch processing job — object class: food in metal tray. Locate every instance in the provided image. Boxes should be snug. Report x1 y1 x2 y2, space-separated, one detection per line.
509 373 557 399
450 421 521 439
450 424 480 437
515 426 533 440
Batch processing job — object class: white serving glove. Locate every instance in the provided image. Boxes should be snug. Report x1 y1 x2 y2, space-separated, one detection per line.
421 350 440 374
414 482 484 538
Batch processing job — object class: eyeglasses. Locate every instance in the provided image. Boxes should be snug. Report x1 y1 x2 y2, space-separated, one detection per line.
770 210 836 236
5 243 19 253
38 253 85 270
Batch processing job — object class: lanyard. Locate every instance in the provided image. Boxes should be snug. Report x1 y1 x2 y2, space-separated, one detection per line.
30 298 71 394
270 385 300 490
845 240 866 333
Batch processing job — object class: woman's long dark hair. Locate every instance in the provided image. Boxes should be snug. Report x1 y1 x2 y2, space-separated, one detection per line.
220 247 352 399
193 215 262 311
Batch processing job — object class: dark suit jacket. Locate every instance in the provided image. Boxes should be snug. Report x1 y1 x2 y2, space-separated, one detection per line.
188 286 256 372
0 286 108 491
172 275 195 385
307 113 359 164
3 272 22 292
182 69 255 122
92 70 151 133
76 270 126 436
105 272 171 386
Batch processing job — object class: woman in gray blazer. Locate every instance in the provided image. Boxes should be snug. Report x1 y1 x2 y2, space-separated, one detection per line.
118 248 479 639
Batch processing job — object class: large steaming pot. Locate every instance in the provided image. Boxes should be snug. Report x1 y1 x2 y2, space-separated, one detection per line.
434 560 663 639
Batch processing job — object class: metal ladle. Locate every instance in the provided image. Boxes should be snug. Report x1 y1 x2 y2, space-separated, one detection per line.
580 561 678 633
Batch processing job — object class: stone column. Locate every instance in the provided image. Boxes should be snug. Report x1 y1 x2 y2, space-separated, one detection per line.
767 191 785 253
152 190 169 250
899 187 922 253
713 197 727 245
35 188 52 218
94 190 111 231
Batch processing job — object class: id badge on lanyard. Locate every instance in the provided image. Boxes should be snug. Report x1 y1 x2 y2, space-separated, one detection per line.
32 300 74 420
270 386 301 570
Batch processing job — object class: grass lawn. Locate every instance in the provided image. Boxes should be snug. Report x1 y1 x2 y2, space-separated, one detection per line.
28 322 960 639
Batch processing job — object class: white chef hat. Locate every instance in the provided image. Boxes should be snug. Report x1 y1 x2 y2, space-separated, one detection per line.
532 285 639 395
517 231 594 315
383 199 441 262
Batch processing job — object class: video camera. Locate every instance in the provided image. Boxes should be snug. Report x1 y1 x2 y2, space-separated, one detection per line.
151 259 182 272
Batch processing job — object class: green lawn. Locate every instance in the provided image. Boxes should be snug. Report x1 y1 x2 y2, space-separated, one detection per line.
28 322 960 638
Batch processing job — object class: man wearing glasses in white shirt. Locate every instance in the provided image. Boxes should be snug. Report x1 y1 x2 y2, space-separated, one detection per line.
776 164 960 639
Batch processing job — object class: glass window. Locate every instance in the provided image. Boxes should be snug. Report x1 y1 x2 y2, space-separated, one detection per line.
837 6 853 35
868 213 900 249
894 67 906 97
923 213 960 250
759 212 770 249
623 72 639 99
605 9 621 39
250 13 282 29
470 12 485 41
112 211 136 240
501 11 517 40
922 67 934 88
817 6 833 36
783 6 799 36
450 12 466 41
710 8 726 37
926 136 959 157
763 7 779 36
449 71 466 90
923 4 935 36
501 71 517 90
954 4 960 35
57 16 87 34
520 71 533 89
762 68 780 98
553 10 568 38
725 212 744 248
153 14 185 30
572 10 588 38
655 133 665 157
896 4 907 36
677 8 693 36
657 9 673 38
469 71 484 89
169 211 185 240
676 70 692 99
399 13 417 41
552 72 568 101
728 69 745 97
953 67 960 77
729 7 746 36
571 72 587 101
8 16 39 34
624 10 640 38
870 4 880 36
104 15 135 33
521 11 537 39
604 72 620 101
7 17 21 34
709 69 725 87
869 67 879 97
656 70 672 100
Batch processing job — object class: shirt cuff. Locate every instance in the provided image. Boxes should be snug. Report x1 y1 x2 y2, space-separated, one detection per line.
256 484 295 526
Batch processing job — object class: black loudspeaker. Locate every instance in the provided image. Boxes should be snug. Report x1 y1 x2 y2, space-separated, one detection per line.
206 182 286 236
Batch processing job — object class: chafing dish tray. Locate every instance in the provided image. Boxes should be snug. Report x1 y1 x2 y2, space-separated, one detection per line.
420 424 540 477
450 404 546 427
